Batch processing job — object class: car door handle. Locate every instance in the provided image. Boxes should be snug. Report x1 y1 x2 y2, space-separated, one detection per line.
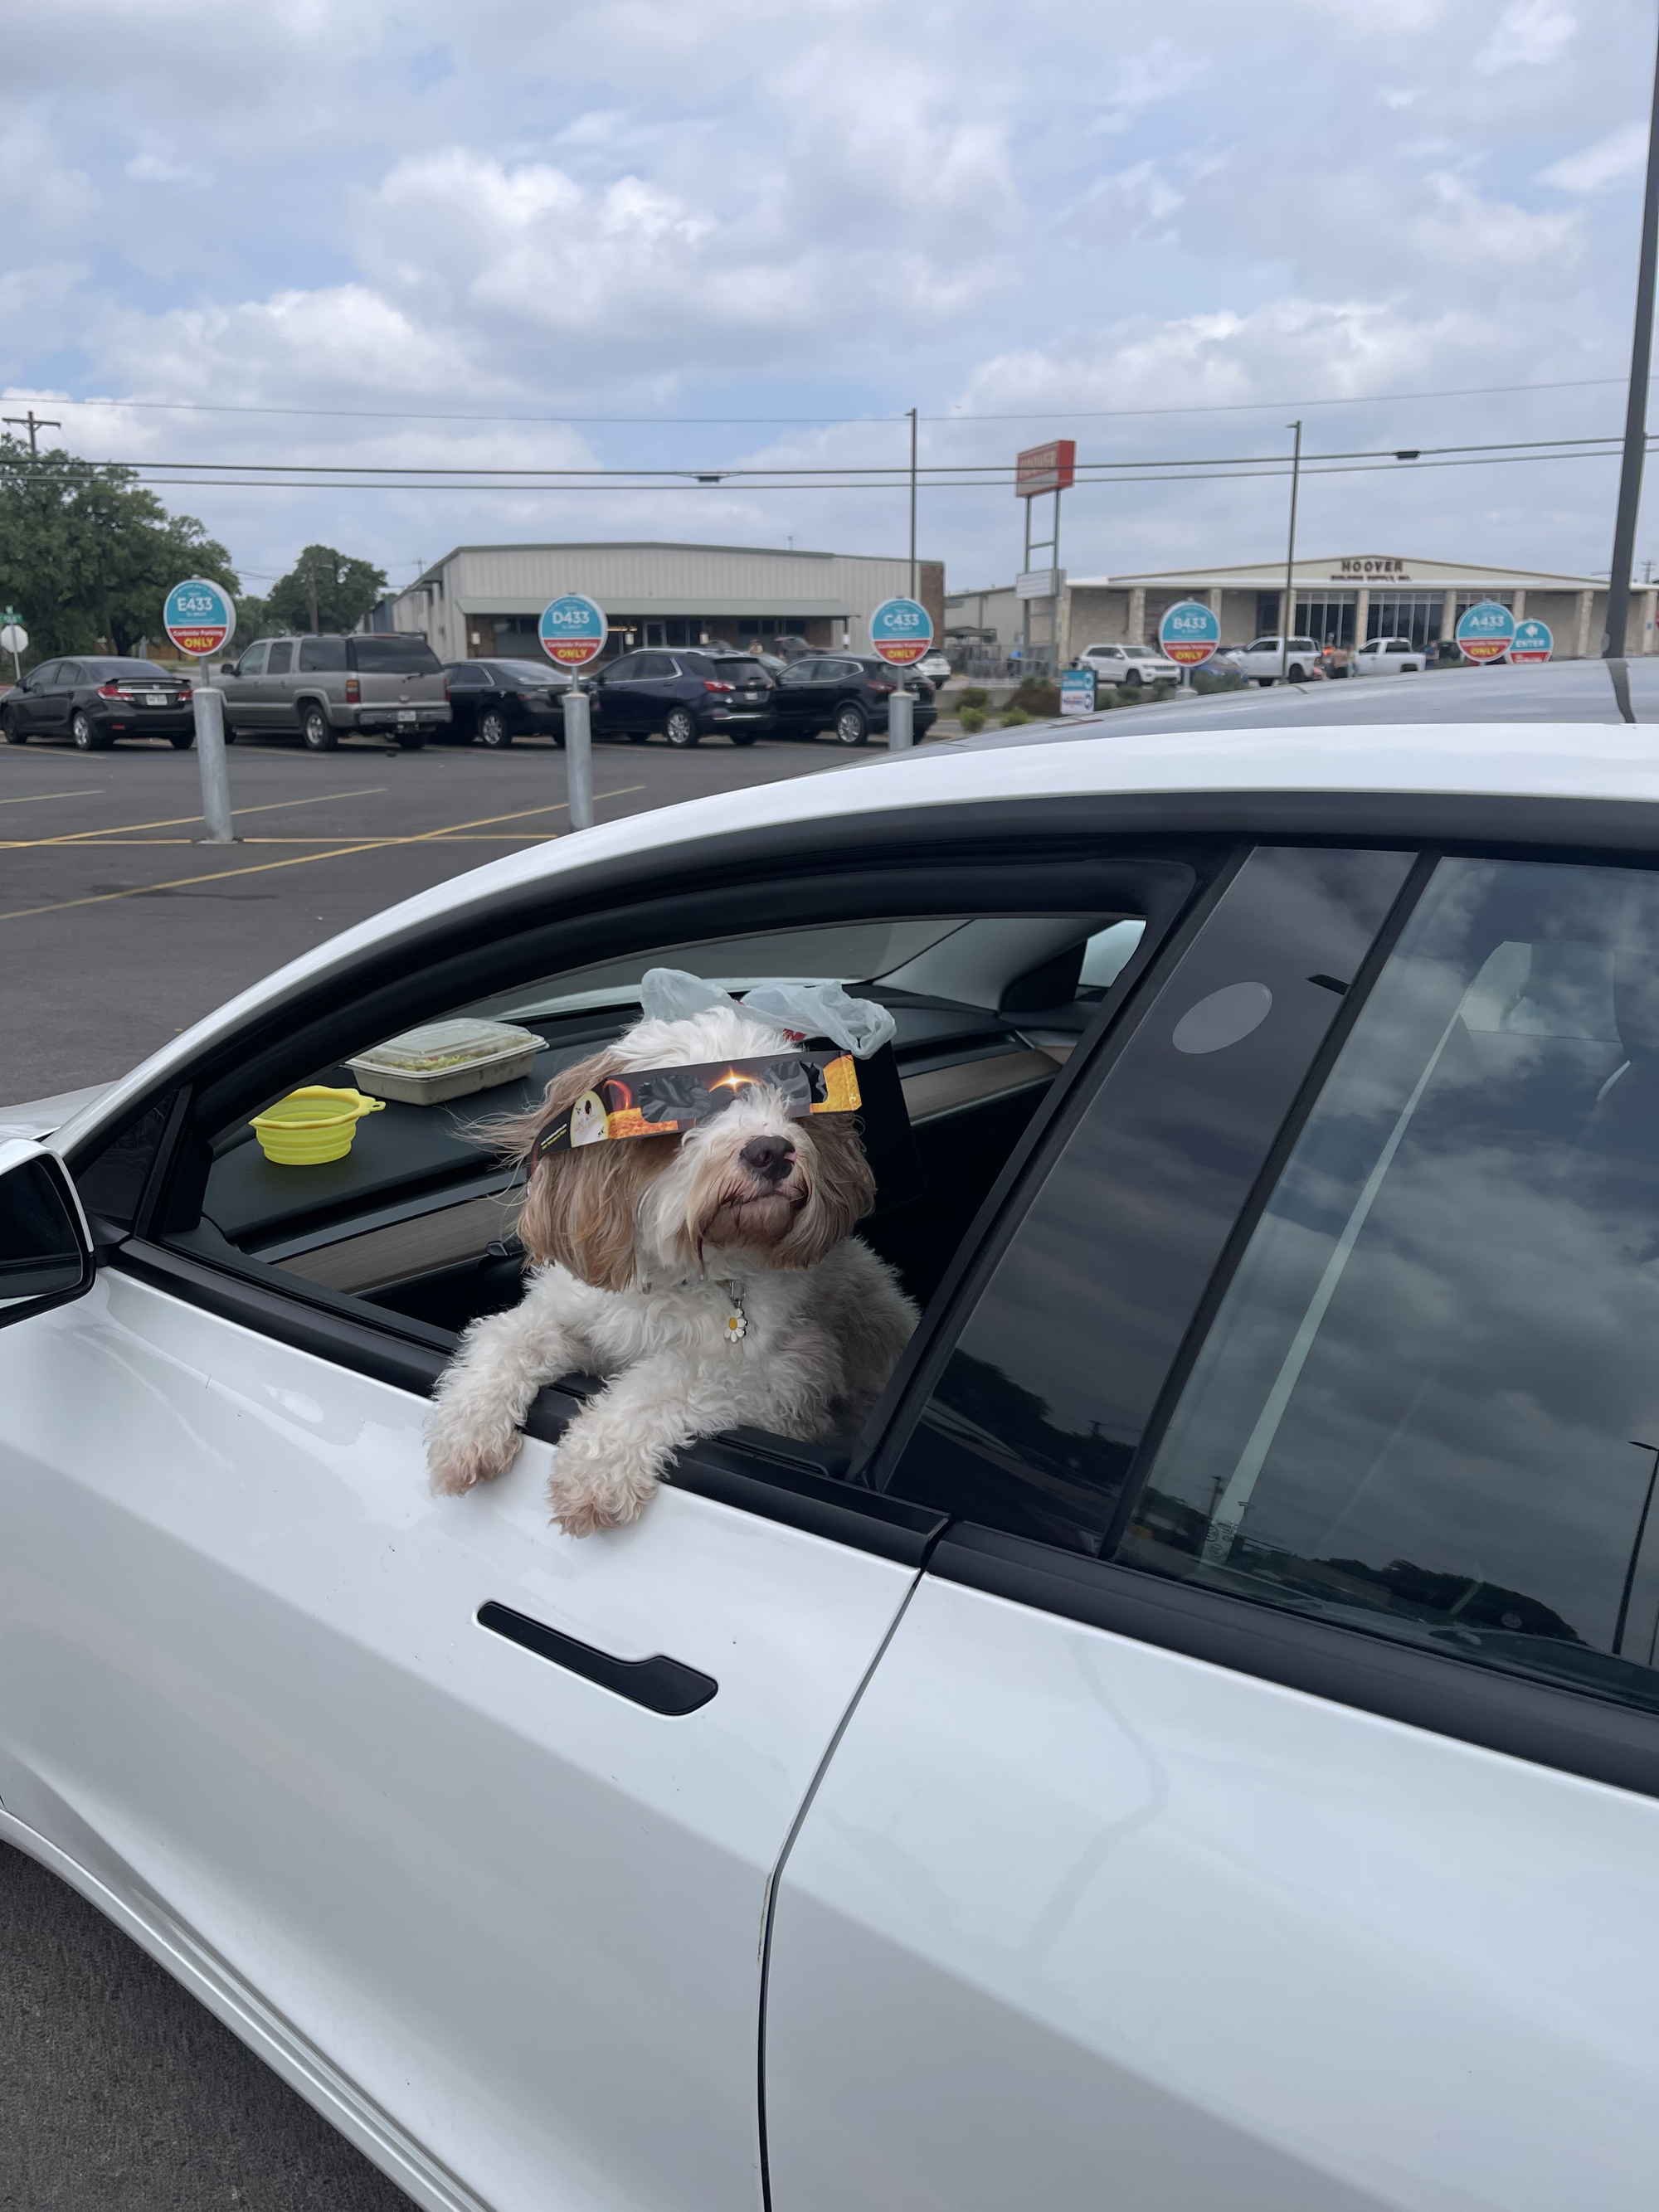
476 1601 718 1715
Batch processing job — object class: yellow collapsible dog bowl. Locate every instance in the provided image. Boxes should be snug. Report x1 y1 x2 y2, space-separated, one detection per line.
250 1087 385 1165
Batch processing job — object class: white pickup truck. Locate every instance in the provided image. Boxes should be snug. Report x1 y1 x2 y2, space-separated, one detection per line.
1350 635 1427 677
1073 641 1181 690
1216 635 1323 686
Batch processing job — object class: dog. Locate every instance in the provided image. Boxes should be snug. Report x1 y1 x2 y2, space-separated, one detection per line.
426 999 919 1534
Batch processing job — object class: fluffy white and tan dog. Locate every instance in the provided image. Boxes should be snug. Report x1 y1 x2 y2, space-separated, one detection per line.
426 1000 918 1534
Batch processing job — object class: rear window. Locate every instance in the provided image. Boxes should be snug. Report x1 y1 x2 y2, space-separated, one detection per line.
349 636 440 675
299 638 348 672
711 658 772 684
86 659 176 678
492 659 566 686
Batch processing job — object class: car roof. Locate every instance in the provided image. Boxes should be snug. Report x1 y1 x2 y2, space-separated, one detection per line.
48 683 1659 1150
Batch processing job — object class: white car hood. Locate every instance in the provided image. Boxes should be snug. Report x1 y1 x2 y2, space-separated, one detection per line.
0 1082 116 1145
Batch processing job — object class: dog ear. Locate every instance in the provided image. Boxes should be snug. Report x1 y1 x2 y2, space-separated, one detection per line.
489 1050 668 1291
773 1113 875 1270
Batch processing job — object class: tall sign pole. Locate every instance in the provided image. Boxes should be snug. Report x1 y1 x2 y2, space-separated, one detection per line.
1280 419 1303 684
1014 440 1076 677
163 579 236 844
538 593 607 831
907 406 918 601
1605 18 1659 658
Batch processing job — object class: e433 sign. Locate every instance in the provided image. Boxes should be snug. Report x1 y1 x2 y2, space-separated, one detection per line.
163 578 236 658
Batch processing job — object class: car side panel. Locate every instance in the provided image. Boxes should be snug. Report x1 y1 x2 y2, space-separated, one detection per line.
765 1573 1659 2212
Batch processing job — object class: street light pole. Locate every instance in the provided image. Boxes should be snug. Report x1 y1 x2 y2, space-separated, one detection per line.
1605 17 1659 659
1281 420 1303 684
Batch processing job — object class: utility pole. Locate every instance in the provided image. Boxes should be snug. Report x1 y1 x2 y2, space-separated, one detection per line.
907 406 918 600
1280 420 1303 684
2 407 61 456
1605 16 1659 658
306 561 320 634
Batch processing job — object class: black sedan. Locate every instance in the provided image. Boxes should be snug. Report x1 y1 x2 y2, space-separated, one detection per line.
2 657 196 749
440 659 574 748
769 654 937 746
589 649 775 746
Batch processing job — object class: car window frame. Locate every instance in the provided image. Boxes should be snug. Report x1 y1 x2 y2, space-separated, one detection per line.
84 827 1209 1562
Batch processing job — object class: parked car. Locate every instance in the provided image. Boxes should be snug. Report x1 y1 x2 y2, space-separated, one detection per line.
1215 634 1324 684
7 702 1659 2212
1073 640 1181 690
913 648 952 683
769 653 937 745
0 656 195 749
588 647 776 746
216 633 451 751
441 658 574 748
1350 634 1428 677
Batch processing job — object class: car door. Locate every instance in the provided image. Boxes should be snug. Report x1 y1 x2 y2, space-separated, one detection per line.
765 842 1659 2212
0 880 994 2212
594 650 645 735
445 660 487 737
257 638 294 731
220 639 266 731
631 650 682 732
9 662 56 735
769 659 823 734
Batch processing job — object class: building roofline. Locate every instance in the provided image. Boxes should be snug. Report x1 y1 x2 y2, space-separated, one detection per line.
400 541 942 591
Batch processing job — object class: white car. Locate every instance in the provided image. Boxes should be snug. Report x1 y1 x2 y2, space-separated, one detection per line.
1215 633 1324 684
1351 634 1427 676
6 719 1659 2212
912 648 952 683
1073 640 1180 689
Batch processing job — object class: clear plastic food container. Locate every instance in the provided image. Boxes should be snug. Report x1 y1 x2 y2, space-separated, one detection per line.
348 1019 548 1106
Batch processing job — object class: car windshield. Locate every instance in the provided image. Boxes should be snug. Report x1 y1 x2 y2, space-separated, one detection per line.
350 637 440 674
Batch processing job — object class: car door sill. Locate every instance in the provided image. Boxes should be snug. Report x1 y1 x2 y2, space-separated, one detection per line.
0 1805 494 2212
476 1601 718 1714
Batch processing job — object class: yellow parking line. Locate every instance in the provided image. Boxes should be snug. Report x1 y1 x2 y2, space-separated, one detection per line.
0 784 389 849
0 786 645 923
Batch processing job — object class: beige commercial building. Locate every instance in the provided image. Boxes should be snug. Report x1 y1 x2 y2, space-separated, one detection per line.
947 552 1654 665
382 541 945 664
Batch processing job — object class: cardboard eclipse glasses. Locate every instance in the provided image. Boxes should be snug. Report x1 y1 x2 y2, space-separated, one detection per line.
535 1050 860 1160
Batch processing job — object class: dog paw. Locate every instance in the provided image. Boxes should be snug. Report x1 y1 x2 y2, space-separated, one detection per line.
545 1428 660 1537
426 1413 523 1497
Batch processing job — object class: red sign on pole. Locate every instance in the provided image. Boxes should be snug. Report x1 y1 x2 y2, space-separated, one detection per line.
1014 440 1077 498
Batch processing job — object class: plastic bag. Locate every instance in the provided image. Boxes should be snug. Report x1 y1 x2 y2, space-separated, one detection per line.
638 968 897 1057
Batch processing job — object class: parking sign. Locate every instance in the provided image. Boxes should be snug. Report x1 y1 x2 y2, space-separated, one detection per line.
163 578 236 658
1158 600 1221 667
538 593 608 668
1455 600 1517 663
1510 619 1553 664
869 597 932 665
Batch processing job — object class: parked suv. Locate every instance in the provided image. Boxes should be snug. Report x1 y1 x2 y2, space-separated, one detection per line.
217 634 451 750
589 649 776 746
440 659 574 748
1 657 196 749
769 654 937 746
1073 641 1180 691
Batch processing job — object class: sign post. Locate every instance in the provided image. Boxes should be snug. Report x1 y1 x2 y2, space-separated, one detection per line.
1159 600 1222 682
163 578 236 843
539 593 607 831
1014 440 1075 677
0 611 27 683
869 596 933 750
1059 668 1097 716
1510 618 1554 664
1455 600 1518 664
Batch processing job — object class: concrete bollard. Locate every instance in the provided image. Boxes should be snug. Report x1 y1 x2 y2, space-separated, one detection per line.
562 683 595 830
192 683 235 843
888 684 915 751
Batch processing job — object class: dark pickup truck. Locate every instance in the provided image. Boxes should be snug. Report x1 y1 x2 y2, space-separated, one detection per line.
216 633 451 750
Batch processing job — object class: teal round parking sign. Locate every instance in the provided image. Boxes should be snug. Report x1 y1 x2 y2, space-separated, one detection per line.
163 577 236 658
1158 600 1221 666
1510 618 1553 664
869 597 932 665
1456 600 1516 663
538 593 608 669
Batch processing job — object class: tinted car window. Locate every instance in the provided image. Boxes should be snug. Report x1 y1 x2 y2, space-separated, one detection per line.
266 642 294 675
234 644 268 678
712 659 771 685
491 661 563 687
604 655 642 681
85 659 172 679
298 638 348 672
349 637 440 675
446 664 487 688
635 654 676 678
1119 857 1659 1719
889 847 1416 1550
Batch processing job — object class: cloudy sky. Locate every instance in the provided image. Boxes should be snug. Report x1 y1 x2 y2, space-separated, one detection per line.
5 0 1658 599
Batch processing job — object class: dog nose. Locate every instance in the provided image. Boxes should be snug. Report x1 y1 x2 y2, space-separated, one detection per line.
740 1135 795 1184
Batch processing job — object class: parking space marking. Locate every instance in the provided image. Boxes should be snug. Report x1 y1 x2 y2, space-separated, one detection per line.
0 788 106 807
0 785 390 850
0 787 646 923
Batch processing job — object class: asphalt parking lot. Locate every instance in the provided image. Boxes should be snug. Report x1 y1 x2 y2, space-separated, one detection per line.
0 719 852 2210
0 726 844 1106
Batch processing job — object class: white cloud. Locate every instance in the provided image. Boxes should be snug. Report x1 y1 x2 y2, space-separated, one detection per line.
1474 0 1577 75
124 149 203 185
1412 173 1579 274
1540 121 1649 194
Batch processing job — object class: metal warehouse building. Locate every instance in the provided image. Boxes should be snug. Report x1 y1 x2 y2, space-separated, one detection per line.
947 552 1655 666
380 542 945 664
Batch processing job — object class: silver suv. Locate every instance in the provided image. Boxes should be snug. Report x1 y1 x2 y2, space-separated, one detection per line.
217 633 451 751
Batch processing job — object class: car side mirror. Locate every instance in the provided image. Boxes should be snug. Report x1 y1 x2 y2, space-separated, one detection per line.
0 1139 95 1327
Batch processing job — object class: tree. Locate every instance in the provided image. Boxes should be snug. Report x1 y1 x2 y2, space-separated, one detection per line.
0 435 240 662
265 544 388 635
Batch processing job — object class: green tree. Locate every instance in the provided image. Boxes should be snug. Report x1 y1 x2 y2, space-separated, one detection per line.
0 435 240 664
265 544 388 635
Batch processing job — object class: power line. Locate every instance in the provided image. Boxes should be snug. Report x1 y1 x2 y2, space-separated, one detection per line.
2 371 1652 432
